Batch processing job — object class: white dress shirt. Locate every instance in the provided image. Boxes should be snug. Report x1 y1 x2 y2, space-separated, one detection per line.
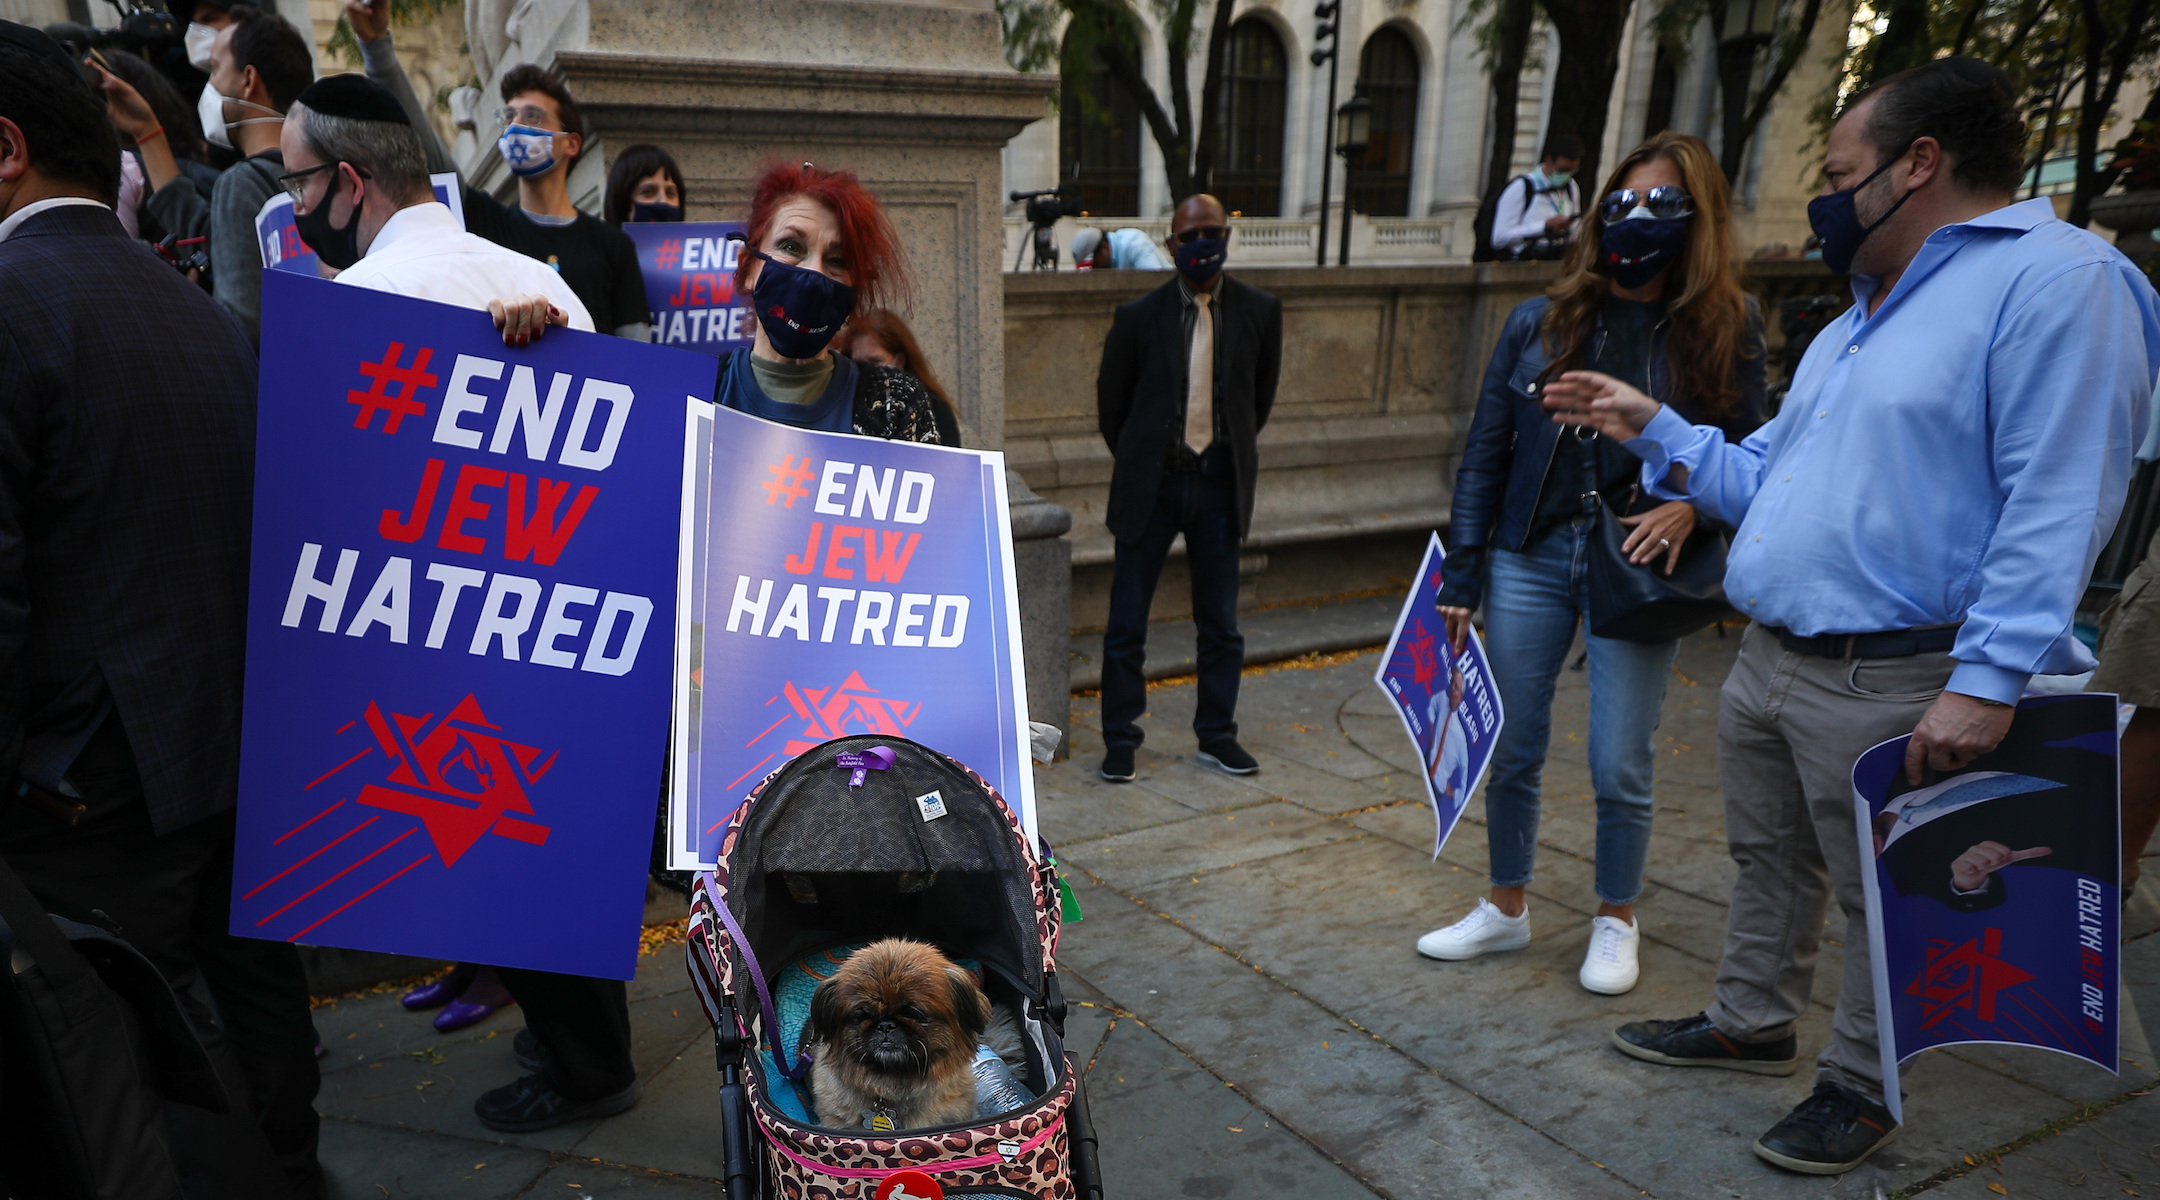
335 200 594 331
0 196 111 244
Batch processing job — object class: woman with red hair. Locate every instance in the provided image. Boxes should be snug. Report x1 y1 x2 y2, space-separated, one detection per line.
717 160 946 443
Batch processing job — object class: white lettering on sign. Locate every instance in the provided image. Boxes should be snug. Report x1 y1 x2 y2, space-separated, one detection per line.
431 354 634 471
719 576 971 647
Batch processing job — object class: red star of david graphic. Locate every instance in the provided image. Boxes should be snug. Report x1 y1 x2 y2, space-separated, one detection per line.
1406 619 1439 691
762 670 921 757
1905 926 2035 1030
353 694 558 867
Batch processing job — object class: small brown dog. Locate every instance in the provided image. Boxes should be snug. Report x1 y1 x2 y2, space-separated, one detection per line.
800 939 990 1131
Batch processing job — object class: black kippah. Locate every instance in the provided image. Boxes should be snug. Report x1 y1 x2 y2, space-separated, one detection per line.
294 73 410 126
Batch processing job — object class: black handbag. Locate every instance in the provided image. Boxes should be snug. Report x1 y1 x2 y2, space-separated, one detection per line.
1584 482 1733 643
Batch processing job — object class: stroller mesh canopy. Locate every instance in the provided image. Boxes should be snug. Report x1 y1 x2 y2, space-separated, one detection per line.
734 737 1044 995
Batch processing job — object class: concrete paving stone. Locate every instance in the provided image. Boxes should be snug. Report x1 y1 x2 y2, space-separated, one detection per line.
1082 1003 1383 1200
320 1116 554 1199
1334 711 1423 776
628 944 696 1004
1119 751 1288 813
1055 970 1119 1068
1924 1089 2160 1199
522 1159 729 1197
1055 872 1656 1199
1056 801 1368 890
566 1050 729 1181
1247 750 1414 815
1035 768 1204 848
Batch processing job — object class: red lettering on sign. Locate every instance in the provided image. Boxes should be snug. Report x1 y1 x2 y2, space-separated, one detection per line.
864 530 921 583
502 475 598 566
438 463 507 555
381 457 445 542
784 523 825 575
823 525 860 579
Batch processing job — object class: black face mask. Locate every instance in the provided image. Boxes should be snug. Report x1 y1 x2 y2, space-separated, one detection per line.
630 201 683 223
293 169 365 270
1599 214 1691 289
751 251 857 359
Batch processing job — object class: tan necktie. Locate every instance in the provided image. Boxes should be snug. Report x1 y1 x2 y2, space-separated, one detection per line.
1185 291 1214 454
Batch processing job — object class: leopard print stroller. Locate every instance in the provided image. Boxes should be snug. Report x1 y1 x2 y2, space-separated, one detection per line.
686 734 1104 1199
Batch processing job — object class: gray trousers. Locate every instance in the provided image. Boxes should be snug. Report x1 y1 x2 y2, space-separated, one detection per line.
1704 624 1955 1105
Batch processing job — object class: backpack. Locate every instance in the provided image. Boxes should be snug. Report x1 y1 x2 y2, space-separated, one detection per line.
1472 175 1537 263
0 855 226 1200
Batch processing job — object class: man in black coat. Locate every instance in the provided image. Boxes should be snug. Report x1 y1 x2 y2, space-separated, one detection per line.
0 31 320 1198
1095 194 1282 783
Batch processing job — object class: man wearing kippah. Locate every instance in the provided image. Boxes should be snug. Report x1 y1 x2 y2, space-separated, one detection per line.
278 73 591 338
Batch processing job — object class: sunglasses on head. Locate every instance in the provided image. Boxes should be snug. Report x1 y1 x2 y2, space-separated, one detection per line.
1599 186 1695 222
1171 225 1231 244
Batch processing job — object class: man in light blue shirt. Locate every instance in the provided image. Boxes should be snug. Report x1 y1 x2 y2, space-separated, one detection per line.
1546 57 2160 1175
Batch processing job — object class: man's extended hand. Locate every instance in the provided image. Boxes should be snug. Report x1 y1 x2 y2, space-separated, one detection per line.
1540 370 1660 441
344 0 390 43
1903 691 2015 786
488 295 567 347
1949 841 2051 893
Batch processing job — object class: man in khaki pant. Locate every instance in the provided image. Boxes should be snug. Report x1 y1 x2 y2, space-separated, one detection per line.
1543 56 2160 1175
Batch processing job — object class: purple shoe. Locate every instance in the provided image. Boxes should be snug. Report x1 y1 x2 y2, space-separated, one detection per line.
401 963 473 1011
433 996 514 1032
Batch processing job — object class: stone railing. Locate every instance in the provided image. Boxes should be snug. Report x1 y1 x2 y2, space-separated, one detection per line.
1003 212 1468 272
1004 260 1846 631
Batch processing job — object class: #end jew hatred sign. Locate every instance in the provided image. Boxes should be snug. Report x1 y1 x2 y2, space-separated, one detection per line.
234 271 714 979
1854 692 2122 1122
1375 533 1504 858
621 222 754 355
667 404 1033 870
256 173 464 278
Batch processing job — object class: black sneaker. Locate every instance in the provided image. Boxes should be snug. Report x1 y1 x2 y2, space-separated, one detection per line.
473 1072 641 1133
512 1027 551 1074
1752 1081 1900 1174
1100 746 1137 782
1611 1012 1798 1075
1196 740 1258 775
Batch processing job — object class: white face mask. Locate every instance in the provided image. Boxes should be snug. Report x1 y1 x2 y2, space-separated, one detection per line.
196 84 282 150
185 22 218 72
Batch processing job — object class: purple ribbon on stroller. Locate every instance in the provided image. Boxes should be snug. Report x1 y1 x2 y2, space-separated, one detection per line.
701 871 814 1083
834 746 895 787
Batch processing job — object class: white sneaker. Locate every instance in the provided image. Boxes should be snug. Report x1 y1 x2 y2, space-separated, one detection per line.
1416 899 1531 961
1579 915 1641 995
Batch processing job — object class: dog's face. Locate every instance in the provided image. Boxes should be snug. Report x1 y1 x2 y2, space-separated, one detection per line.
807 939 989 1084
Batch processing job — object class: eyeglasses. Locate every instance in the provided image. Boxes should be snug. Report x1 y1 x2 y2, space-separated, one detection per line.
276 161 370 207
1599 187 1695 222
1171 225 1231 244
496 105 558 130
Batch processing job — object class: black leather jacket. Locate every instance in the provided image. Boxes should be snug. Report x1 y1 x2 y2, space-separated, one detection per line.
1440 294 1766 609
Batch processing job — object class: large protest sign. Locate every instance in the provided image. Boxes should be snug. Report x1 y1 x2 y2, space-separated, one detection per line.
621 222 755 356
257 173 464 277
668 405 1032 870
1375 533 1504 857
1854 692 2121 1122
234 271 715 979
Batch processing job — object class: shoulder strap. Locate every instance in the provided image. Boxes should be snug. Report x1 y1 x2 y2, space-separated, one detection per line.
0 854 98 1011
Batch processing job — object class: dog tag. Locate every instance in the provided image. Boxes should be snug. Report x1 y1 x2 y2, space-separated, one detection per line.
876 1170 942 1200
914 789 948 822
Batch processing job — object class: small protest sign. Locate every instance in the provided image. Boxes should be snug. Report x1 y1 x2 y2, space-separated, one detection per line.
1854 692 2121 1122
234 271 715 979
1375 533 1504 857
257 173 464 277
621 222 755 356
667 405 1032 870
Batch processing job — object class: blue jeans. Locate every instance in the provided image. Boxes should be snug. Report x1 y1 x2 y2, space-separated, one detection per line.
1481 521 1679 906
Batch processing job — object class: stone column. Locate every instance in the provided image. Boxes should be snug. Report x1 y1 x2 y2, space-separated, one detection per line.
1007 470 1073 753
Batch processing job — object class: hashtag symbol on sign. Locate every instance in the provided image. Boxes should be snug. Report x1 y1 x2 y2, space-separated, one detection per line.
653 238 683 271
762 455 816 507
347 342 440 435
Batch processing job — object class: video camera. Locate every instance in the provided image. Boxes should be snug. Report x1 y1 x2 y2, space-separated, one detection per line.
44 1 196 95
1010 186 1080 271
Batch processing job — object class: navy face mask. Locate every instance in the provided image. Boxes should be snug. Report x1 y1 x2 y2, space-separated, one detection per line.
1174 235 1227 285
751 251 858 359
1807 150 1914 275
1599 213 1690 289
630 201 683 223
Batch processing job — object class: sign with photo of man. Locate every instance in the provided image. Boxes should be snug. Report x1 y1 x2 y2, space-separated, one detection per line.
1377 534 1505 858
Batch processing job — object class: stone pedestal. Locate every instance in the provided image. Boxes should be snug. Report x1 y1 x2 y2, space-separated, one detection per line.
1007 470 1073 754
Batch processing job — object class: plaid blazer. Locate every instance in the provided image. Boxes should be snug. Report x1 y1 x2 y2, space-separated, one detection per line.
0 205 257 833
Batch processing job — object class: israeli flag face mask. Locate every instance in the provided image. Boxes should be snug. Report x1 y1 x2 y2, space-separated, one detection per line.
498 125 558 178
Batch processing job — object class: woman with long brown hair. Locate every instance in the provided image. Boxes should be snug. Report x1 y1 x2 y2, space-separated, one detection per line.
843 307 964 446
1417 132 1765 994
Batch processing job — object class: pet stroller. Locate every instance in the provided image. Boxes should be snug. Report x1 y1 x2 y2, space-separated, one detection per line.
686 734 1105 1200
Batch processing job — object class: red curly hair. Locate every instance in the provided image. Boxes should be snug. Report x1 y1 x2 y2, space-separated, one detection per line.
732 159 910 313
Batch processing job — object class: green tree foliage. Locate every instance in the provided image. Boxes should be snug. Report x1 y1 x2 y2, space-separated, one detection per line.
999 0 1234 202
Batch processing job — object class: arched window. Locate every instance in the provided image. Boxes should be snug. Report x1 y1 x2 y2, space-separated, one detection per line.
1351 27 1419 216
1060 35 1142 216
1213 18 1287 217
